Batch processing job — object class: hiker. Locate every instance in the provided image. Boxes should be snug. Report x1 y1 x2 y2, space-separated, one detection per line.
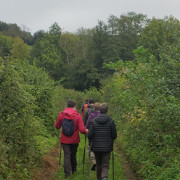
55 100 88 179
88 103 117 180
81 99 89 117
83 98 95 126
85 102 101 171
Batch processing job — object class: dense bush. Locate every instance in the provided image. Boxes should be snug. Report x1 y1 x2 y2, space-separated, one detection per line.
0 57 87 179
0 58 40 179
103 47 180 179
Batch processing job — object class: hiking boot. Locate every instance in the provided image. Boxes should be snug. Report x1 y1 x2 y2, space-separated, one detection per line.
91 164 96 171
65 173 70 179
72 168 77 174
102 177 108 180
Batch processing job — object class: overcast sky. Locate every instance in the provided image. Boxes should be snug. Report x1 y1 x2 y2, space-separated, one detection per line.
0 0 180 34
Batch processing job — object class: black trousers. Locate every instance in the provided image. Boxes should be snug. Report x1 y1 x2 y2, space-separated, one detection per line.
94 151 111 180
62 143 79 177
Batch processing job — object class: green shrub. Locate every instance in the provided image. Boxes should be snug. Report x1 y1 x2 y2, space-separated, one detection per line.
103 47 180 179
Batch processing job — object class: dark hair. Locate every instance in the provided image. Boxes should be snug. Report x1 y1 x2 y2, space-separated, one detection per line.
85 99 89 103
89 98 95 104
100 103 108 113
67 100 76 108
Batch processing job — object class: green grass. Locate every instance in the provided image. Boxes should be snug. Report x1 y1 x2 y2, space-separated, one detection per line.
56 134 126 180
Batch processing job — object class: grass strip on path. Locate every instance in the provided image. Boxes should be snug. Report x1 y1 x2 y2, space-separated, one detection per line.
56 134 126 180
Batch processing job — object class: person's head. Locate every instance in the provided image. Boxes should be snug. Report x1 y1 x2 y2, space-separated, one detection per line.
67 100 76 108
94 102 101 111
85 99 89 103
89 98 95 104
100 103 108 114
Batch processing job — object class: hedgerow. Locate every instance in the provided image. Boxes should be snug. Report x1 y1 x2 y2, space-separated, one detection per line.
0 57 86 179
103 47 180 179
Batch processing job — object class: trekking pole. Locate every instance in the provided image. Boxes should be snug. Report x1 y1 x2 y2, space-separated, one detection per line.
88 142 91 180
59 143 62 166
112 150 114 180
83 134 87 174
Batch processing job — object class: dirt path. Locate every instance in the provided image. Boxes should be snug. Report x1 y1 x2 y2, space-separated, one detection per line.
31 142 140 180
31 143 61 180
114 143 140 180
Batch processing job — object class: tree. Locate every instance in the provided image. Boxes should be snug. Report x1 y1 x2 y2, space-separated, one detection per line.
107 12 149 61
31 23 63 80
11 38 29 59
0 21 33 45
62 59 100 91
32 30 46 44
61 33 80 64
138 16 180 60
76 27 94 63
0 35 14 57
91 20 109 69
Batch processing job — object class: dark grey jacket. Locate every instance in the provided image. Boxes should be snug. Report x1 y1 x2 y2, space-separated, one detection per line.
83 105 94 126
88 113 117 152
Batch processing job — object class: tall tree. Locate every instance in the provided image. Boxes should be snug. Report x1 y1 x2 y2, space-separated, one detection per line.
138 16 180 60
61 33 79 64
31 23 62 80
11 38 29 59
107 12 149 61
0 35 14 57
91 20 109 69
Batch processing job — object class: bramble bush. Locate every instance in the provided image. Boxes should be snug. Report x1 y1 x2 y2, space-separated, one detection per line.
103 47 180 179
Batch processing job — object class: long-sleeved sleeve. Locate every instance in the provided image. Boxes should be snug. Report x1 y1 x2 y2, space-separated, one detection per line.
82 104 84 112
111 120 117 140
85 115 92 129
87 123 93 140
55 113 63 129
77 114 87 134
83 109 89 126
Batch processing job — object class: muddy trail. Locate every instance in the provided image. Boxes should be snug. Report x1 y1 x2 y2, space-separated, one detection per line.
31 142 140 180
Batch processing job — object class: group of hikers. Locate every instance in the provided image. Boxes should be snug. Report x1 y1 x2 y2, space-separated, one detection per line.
55 98 117 180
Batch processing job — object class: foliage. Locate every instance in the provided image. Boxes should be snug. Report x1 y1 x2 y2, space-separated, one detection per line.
106 12 149 61
0 58 40 179
29 13 149 91
84 87 103 103
11 37 30 59
61 33 80 65
138 16 180 60
0 21 33 45
0 34 14 57
1 12 180 179
103 47 180 179
0 55 88 178
31 23 62 80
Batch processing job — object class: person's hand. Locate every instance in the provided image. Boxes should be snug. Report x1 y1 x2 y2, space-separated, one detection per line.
86 129 88 133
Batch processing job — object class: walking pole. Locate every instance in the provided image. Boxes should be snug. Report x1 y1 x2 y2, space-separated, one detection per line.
59 130 62 166
112 150 114 180
83 134 87 174
59 143 62 165
88 142 91 180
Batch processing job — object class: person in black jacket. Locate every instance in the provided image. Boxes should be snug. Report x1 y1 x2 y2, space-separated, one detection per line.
88 103 117 180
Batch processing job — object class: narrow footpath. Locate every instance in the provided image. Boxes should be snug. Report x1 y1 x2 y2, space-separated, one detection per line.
31 143 60 180
114 143 140 180
31 141 140 180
